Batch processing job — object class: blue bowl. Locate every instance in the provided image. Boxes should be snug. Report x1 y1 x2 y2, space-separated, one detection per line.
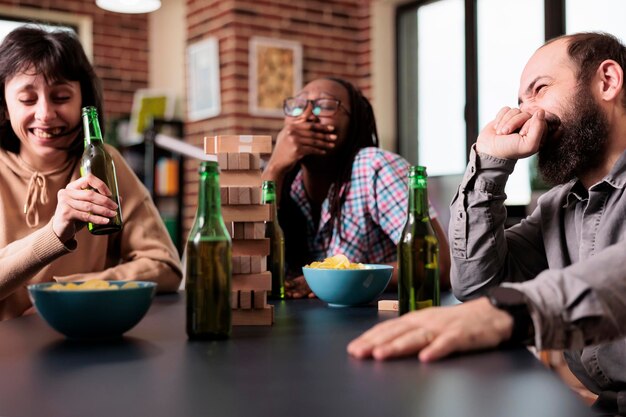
27 281 157 340
302 264 393 307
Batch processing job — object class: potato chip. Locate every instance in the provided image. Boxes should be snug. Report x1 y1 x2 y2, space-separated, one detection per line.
44 280 138 291
305 254 365 270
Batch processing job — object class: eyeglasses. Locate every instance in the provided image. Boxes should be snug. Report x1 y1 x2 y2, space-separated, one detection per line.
283 97 350 117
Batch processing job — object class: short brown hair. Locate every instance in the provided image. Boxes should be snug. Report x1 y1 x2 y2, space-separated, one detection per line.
0 26 104 155
562 32 626 108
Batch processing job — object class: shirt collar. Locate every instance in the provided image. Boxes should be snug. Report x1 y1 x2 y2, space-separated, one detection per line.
564 148 626 206
601 148 626 190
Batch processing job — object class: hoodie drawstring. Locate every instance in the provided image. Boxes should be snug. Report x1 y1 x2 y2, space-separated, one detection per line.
23 171 49 228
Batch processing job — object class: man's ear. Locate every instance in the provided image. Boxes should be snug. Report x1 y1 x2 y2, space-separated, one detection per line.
596 59 624 103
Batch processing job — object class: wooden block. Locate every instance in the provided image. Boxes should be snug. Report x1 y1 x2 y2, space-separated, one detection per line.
228 187 240 205
230 291 239 309
250 153 261 169
238 153 250 170
237 256 251 274
232 239 270 256
254 222 266 239
232 272 272 291
227 153 239 170
222 205 270 222
232 305 274 326
239 290 252 309
253 290 267 309
205 135 273 154
244 222 266 239
250 186 261 205
220 187 229 205
250 256 267 274
238 187 251 205
220 170 262 187
232 257 240 274
217 153 228 170
378 300 399 311
233 222 245 239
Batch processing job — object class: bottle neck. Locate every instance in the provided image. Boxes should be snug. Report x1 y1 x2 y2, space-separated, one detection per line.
407 175 429 218
82 109 104 147
261 184 278 220
197 169 223 222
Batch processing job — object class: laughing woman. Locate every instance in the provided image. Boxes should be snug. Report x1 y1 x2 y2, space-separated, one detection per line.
262 77 451 298
0 26 181 320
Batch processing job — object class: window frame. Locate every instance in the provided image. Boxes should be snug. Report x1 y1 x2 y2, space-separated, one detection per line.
0 5 92 60
396 0 567 169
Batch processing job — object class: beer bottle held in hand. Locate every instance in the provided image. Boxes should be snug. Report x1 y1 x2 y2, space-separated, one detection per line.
398 165 440 315
186 161 232 340
261 180 285 299
80 106 123 234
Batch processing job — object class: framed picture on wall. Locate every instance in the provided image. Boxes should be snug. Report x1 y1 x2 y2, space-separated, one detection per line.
127 89 176 144
249 37 302 117
187 36 221 121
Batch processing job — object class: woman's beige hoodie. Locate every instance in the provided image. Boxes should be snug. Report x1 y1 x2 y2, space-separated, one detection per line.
0 145 182 320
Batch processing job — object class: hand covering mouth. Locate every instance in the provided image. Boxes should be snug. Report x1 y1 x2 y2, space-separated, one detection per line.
545 115 561 135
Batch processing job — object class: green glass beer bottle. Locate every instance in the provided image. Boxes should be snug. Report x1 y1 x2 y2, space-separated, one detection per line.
80 106 123 234
261 180 285 300
186 161 232 340
398 165 440 315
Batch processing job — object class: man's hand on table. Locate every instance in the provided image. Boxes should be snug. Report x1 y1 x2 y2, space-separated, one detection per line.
347 298 514 362
285 276 316 299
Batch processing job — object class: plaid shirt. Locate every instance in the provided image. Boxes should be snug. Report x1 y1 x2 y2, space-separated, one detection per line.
289 147 437 264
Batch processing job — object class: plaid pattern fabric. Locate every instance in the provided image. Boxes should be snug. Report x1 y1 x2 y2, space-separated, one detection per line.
290 147 438 264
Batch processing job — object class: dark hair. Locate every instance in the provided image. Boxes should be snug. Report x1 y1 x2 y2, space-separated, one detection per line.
279 77 379 273
559 32 626 108
0 26 104 155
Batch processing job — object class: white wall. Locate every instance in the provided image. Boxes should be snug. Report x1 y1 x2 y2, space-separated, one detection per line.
149 0 186 118
371 0 412 152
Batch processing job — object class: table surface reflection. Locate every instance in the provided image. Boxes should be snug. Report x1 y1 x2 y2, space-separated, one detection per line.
0 293 594 417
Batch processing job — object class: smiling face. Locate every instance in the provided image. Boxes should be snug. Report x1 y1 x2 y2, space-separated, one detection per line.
4 68 82 170
518 38 579 127
519 38 610 185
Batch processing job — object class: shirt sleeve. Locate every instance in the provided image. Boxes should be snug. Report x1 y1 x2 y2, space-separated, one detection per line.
449 145 549 300
450 145 626 351
367 151 410 245
368 150 440 244
505 248 626 350
0 220 75 300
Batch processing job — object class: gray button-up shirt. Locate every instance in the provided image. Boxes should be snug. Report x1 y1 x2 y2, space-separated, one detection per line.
450 145 626 409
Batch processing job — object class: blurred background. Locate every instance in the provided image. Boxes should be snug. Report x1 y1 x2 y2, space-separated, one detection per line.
0 0 624 252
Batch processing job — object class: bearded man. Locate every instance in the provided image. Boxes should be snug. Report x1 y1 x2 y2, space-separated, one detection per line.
348 32 626 416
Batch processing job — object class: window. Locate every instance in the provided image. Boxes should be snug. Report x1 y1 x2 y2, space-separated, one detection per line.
398 0 466 176
397 0 621 207
0 5 92 58
566 0 626 41
477 0 543 205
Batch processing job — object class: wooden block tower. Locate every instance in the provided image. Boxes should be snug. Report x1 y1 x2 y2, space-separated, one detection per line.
205 135 274 326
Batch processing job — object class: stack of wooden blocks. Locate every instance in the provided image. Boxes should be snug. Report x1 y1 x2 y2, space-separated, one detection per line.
205 135 274 326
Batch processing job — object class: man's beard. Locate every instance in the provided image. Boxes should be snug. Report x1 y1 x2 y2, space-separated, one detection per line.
537 85 609 186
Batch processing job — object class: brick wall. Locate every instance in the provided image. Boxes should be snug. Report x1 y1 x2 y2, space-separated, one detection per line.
0 0 149 119
184 0 373 230
0 0 374 241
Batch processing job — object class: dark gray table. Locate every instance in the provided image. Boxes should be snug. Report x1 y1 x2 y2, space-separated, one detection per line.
0 293 594 417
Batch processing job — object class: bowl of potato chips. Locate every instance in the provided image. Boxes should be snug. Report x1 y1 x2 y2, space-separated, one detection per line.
27 280 157 340
302 254 393 307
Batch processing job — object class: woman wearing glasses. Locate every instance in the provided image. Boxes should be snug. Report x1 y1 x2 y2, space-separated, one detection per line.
262 77 450 298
